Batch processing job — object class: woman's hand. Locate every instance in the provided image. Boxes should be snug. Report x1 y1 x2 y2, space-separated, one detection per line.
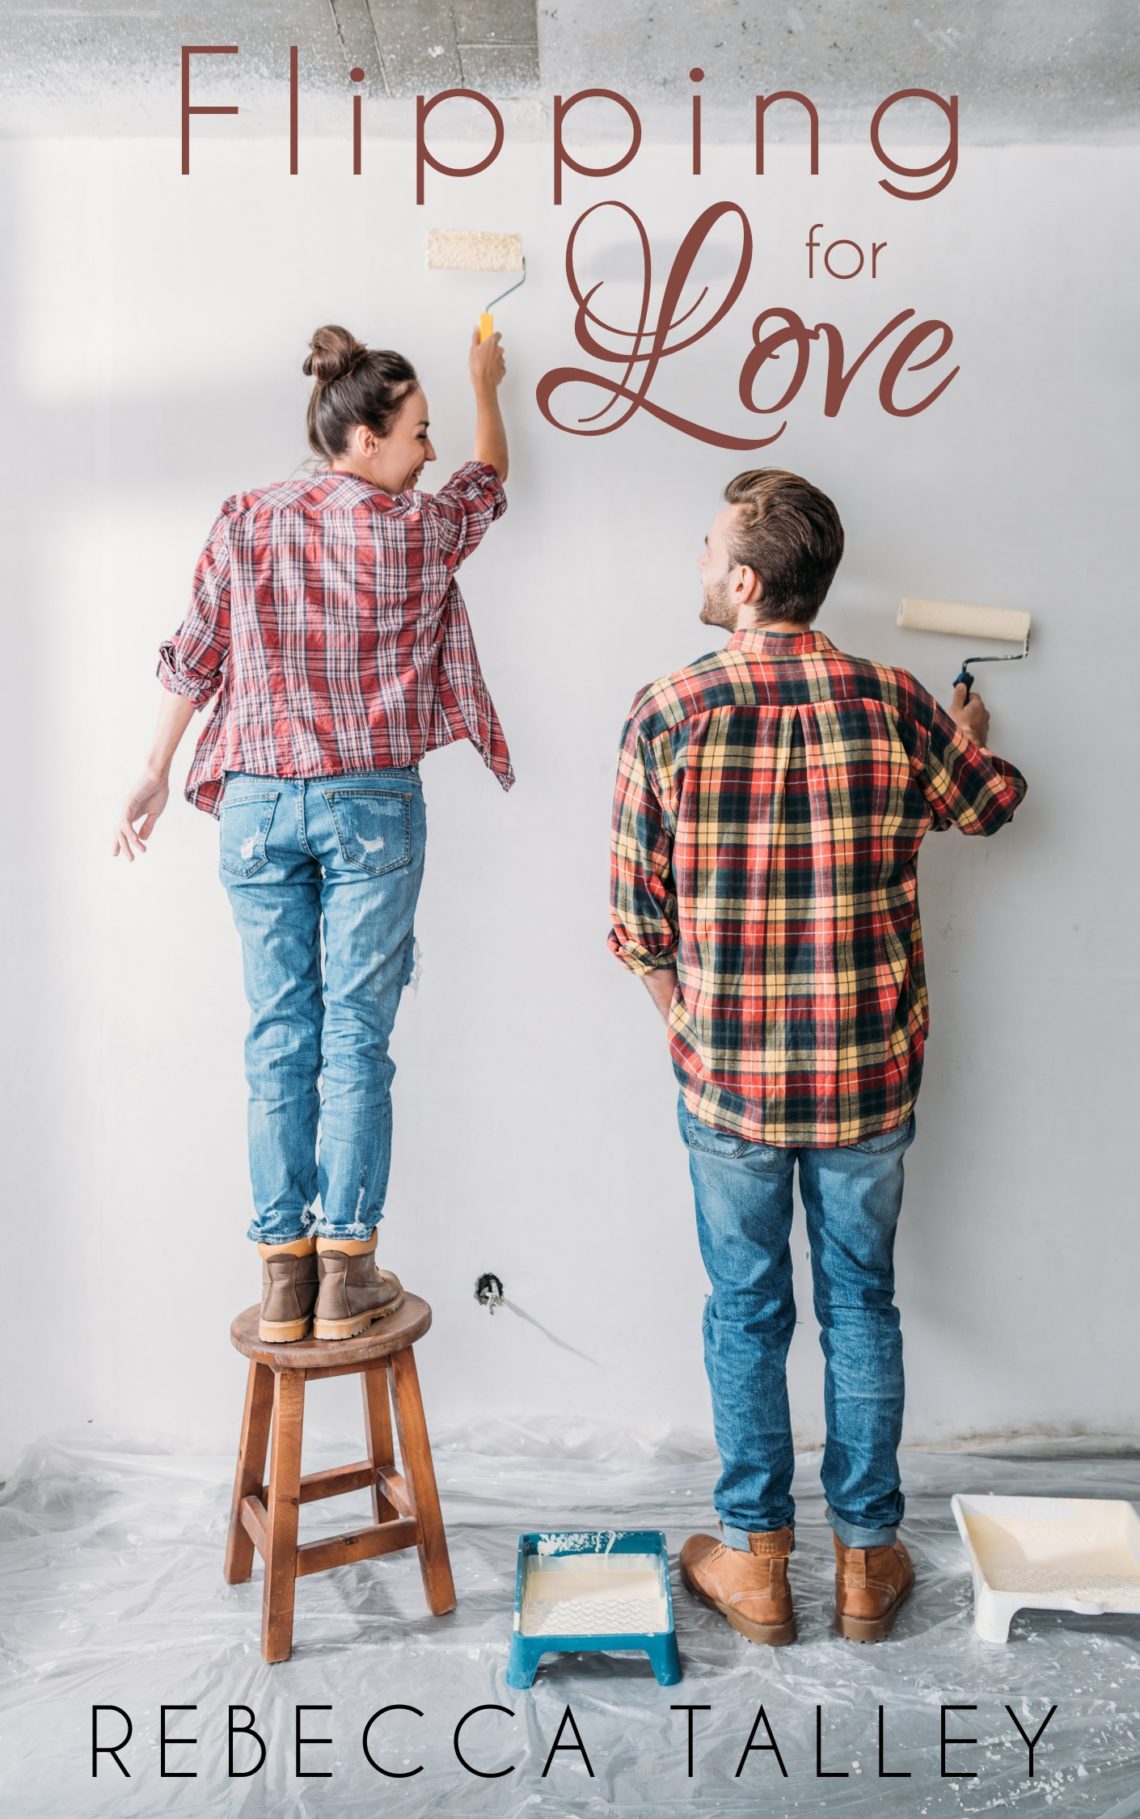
469 328 509 479
112 768 170 860
469 326 506 393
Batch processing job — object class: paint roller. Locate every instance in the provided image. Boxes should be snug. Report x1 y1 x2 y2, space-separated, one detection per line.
897 598 1032 702
424 229 526 340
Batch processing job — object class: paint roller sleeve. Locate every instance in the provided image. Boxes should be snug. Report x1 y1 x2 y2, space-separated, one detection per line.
424 230 524 274
897 599 1031 643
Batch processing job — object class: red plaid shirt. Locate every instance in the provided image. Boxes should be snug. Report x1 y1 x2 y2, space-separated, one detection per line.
157 461 513 816
609 628 1028 1146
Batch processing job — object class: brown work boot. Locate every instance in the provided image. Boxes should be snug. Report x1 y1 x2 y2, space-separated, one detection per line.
680 1526 796 1645
312 1231 404 1340
833 1533 915 1642
257 1235 318 1343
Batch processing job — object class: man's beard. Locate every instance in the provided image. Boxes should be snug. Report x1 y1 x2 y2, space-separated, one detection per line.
700 575 735 629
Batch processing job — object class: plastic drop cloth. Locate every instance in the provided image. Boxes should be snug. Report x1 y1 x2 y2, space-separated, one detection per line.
1 1424 1139 1818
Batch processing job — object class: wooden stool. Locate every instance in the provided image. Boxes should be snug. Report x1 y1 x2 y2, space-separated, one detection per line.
224 1294 455 1663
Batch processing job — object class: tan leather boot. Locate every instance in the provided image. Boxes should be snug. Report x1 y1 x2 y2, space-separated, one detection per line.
680 1527 796 1645
833 1533 915 1642
312 1231 404 1340
257 1235 318 1343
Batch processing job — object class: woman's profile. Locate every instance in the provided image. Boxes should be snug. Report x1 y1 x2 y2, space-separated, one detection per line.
112 323 512 1344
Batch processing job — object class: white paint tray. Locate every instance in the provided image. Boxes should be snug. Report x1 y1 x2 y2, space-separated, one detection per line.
951 1492 1140 1642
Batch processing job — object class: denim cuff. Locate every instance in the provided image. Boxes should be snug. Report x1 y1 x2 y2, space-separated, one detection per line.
247 1208 317 1245
721 1521 796 1554
310 1220 380 1243
827 1506 899 1548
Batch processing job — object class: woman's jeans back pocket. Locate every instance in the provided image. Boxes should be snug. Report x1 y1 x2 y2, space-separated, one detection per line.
325 789 413 876
220 790 280 878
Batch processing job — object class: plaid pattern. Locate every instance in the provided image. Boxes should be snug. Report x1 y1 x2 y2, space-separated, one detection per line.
609 628 1028 1146
157 461 512 816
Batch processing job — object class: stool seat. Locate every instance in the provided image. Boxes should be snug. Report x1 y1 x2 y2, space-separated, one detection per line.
224 1289 454 1663
230 1295 432 1370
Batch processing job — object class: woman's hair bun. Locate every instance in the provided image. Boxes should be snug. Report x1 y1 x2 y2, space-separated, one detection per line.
303 332 418 460
304 325 369 385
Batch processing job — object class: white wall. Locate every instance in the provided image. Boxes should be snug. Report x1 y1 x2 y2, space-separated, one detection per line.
4 132 1137 1467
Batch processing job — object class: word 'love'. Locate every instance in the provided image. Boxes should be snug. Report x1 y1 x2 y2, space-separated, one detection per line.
536 202 959 448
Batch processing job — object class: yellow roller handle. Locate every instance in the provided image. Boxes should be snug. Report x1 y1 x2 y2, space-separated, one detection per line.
479 312 494 342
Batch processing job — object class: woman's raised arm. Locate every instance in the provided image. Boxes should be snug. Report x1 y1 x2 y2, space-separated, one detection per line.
469 326 508 480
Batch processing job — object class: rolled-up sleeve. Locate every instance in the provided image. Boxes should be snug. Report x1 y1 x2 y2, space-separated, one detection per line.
156 501 234 708
917 694 1028 834
422 461 507 569
608 709 679 975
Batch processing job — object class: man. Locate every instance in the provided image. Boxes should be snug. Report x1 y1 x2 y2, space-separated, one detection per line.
608 469 1026 1646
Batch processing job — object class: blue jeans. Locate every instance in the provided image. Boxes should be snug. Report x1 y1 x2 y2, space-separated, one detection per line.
219 768 426 1246
678 1093 916 1550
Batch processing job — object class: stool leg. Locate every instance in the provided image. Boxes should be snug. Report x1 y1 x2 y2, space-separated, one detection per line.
262 1369 305 1663
390 1347 456 1617
361 1365 398 1524
225 1360 274 1586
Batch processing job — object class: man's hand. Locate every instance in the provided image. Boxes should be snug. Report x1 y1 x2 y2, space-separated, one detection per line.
469 326 506 394
642 964 679 1021
949 680 990 748
112 768 170 861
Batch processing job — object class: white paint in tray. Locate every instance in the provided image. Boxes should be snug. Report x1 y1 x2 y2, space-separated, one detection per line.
519 1552 668 1637
952 1493 1140 1642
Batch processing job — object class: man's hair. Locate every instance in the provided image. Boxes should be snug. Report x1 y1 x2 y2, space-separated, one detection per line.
722 469 845 625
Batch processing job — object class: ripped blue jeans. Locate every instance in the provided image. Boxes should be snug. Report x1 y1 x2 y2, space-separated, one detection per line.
218 768 426 1246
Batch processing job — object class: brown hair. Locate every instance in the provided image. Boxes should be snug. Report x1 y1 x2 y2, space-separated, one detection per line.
722 468 845 625
303 325 418 462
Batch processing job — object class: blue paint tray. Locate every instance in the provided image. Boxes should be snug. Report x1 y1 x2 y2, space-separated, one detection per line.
506 1528 682 1688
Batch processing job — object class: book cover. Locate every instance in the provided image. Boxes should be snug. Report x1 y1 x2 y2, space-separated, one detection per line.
3 3 1138 1814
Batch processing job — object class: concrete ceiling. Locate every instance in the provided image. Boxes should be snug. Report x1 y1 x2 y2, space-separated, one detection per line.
0 0 1136 139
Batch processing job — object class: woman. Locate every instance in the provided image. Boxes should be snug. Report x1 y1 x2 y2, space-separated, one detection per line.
113 324 512 1343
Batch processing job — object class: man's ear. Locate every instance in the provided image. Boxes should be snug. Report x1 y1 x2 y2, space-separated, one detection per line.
735 564 762 606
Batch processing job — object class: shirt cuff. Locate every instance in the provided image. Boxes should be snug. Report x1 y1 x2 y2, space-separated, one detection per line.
469 462 509 520
607 930 678 977
156 643 217 709
459 459 508 518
